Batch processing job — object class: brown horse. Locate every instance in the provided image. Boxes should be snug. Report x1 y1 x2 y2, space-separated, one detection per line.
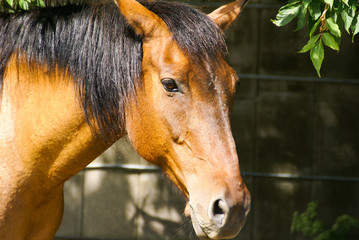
0 0 250 239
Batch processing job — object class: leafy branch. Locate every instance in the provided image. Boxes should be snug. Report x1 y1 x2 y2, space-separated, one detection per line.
1 0 44 13
272 0 359 77
291 201 359 240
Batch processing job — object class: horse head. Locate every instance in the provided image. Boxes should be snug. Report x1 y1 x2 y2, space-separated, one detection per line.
119 0 250 238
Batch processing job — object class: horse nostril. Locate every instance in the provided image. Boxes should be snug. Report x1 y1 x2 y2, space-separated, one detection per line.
213 199 224 215
211 199 226 226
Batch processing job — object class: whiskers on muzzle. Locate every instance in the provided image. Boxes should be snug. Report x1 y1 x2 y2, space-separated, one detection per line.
173 217 198 240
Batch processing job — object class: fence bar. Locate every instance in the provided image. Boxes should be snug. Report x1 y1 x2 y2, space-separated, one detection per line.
85 163 359 182
242 171 359 182
86 163 161 172
237 73 359 85
54 237 109 240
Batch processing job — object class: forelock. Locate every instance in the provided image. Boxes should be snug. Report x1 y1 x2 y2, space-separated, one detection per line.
142 1 228 66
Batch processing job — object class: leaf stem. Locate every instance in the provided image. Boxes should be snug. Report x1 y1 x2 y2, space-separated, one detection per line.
319 4 330 33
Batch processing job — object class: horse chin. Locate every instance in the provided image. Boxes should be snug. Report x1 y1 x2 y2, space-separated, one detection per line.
184 202 209 239
188 206 210 240
184 201 191 218
190 210 242 240
185 200 248 240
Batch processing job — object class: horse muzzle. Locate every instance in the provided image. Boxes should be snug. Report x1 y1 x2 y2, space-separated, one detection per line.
187 186 251 239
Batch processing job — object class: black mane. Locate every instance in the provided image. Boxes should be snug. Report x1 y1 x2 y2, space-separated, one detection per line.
0 0 226 138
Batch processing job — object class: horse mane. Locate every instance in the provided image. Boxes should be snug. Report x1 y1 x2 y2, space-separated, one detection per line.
0 0 227 138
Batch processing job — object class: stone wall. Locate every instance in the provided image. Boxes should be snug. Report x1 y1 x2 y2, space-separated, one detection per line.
55 0 359 239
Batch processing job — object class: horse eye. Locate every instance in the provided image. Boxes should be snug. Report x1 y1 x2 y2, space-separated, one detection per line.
161 78 179 92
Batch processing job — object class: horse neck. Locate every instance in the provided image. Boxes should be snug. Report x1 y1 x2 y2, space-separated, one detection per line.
0 56 117 191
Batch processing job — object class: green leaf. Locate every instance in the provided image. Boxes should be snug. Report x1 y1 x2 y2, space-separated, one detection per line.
322 32 339 50
299 34 321 53
278 1 301 10
341 3 356 33
341 11 354 33
352 13 359 42
272 2 302 27
326 17 341 37
37 0 45 7
308 0 322 20
330 11 338 22
310 18 321 37
303 0 312 8
18 0 23 8
6 0 14 7
342 0 349 6
310 39 324 77
18 0 29 10
324 0 334 9
334 35 342 47
295 5 307 31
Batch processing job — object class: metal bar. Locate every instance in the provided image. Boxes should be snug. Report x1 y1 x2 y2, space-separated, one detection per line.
237 73 359 85
242 172 359 182
84 164 359 182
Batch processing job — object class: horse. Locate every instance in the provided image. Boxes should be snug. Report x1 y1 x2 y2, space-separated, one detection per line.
0 0 250 239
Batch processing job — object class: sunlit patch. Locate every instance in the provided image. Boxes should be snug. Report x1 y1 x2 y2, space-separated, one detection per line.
275 181 296 195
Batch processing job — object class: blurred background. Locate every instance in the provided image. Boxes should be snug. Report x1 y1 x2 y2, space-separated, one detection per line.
54 0 359 239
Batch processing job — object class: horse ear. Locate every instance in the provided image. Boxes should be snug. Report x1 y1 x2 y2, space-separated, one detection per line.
116 0 169 39
208 0 248 31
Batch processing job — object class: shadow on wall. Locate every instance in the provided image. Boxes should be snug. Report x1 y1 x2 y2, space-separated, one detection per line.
55 138 196 240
